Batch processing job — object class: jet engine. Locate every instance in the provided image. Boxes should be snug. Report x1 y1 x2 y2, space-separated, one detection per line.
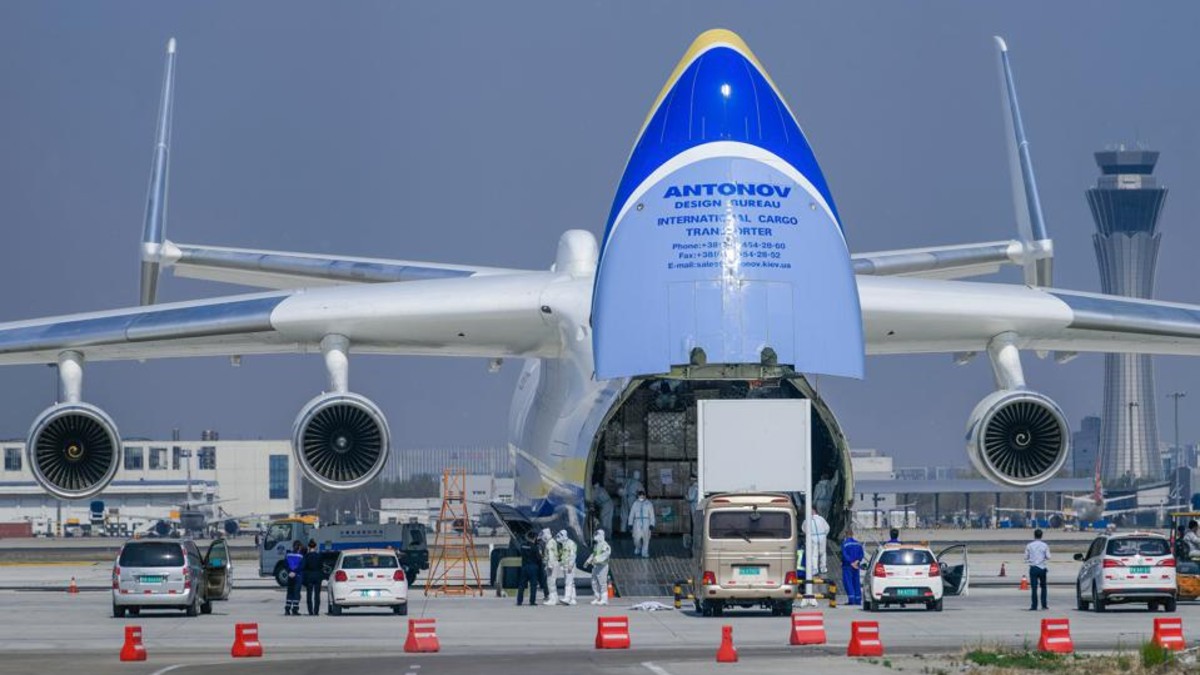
26 403 122 500
292 392 390 491
966 389 1070 488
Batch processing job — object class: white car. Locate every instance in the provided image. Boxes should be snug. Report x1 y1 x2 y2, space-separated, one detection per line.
327 548 409 616
1074 532 1177 612
863 544 946 611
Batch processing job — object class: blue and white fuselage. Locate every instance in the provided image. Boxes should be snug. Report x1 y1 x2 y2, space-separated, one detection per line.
509 30 861 534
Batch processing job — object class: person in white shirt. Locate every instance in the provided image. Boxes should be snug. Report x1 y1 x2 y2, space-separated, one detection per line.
1024 528 1051 610
1184 520 1200 560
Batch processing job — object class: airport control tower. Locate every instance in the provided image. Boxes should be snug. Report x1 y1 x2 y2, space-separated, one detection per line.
1088 148 1168 482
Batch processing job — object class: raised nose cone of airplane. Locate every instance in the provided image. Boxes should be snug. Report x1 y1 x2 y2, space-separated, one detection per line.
605 29 840 238
592 30 863 382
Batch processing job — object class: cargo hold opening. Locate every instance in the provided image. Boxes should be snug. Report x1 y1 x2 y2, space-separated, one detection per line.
585 374 851 550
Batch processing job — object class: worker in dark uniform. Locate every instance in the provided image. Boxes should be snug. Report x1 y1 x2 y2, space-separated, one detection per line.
840 528 865 606
302 539 323 615
284 540 304 616
516 531 541 607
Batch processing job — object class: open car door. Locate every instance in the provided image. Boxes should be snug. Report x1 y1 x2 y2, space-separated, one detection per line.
204 538 232 601
936 544 969 596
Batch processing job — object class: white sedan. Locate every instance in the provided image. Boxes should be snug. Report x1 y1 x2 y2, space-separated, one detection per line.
327 548 409 615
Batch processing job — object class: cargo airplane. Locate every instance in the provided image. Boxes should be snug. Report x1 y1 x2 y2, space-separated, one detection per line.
4 30 1199 543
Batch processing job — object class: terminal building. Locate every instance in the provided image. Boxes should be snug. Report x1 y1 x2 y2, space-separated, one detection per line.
0 437 300 534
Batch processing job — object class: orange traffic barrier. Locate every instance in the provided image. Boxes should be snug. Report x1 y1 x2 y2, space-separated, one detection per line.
1037 618 1073 654
404 618 440 653
1019 575 1029 591
789 611 827 645
847 621 883 657
119 625 147 662
231 622 263 658
716 625 738 663
595 616 631 649
1152 617 1185 651
68 577 78 594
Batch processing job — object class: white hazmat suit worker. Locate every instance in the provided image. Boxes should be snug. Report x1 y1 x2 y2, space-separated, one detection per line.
629 491 656 558
802 509 830 576
540 528 560 606
555 530 578 605
620 470 644 533
586 529 611 605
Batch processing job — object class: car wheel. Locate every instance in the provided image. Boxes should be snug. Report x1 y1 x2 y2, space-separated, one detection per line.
712 601 724 617
1076 583 1089 611
394 603 408 616
128 607 140 616
185 595 199 617
862 597 871 611
932 598 943 612
200 600 212 615
1165 598 1177 613
700 600 714 617
328 600 342 616
112 603 126 618
777 600 793 616
1093 584 1106 613
274 564 290 587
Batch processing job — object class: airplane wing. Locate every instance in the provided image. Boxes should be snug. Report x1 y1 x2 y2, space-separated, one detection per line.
150 241 528 292
852 240 1030 280
861 277 1200 358
0 272 564 366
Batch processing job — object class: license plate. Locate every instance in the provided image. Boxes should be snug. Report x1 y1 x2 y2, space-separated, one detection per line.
736 567 763 576
896 588 918 597
1130 566 1150 574
139 575 165 583
359 590 381 598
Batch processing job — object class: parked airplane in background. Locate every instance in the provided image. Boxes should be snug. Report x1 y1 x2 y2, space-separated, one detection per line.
6 30 1200 543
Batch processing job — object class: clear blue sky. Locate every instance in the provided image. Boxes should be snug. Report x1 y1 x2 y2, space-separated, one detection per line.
1 2 1197 468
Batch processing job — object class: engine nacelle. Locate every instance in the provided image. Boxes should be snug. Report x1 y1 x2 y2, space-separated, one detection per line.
292 392 390 491
966 389 1070 488
27 403 122 500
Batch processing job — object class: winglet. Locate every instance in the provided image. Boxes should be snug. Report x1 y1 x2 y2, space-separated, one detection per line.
139 38 177 306
995 36 1052 287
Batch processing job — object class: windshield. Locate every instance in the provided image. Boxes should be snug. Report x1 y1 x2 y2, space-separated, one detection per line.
1107 538 1170 557
119 542 184 567
341 553 399 569
708 510 792 540
264 522 293 550
880 549 934 565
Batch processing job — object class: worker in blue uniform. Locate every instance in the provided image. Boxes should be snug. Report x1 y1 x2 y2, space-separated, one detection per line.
840 528 865 606
284 540 305 616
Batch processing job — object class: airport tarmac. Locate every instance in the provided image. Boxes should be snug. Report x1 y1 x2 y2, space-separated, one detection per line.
1 561 1197 674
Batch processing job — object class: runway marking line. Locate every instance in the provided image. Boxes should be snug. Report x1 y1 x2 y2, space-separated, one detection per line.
150 665 188 675
642 661 673 675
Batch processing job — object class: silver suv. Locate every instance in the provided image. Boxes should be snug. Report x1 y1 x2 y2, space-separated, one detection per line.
112 538 231 617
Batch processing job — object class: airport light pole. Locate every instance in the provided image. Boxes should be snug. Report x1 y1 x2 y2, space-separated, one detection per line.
1128 401 1139 481
1168 392 1187 453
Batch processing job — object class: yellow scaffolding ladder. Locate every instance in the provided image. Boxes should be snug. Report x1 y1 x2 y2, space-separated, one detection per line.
424 468 483 596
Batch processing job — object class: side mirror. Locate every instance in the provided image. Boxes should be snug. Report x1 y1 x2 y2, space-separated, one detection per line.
1073 553 1083 561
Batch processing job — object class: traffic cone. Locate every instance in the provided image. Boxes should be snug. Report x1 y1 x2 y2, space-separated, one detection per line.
608 581 615 600
1019 575 1029 591
68 577 78 594
716 625 738 663
999 562 1007 578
